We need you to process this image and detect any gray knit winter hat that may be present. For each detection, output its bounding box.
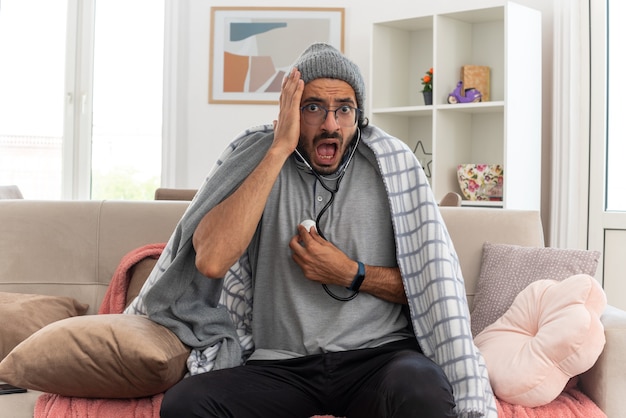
[292,43,365,112]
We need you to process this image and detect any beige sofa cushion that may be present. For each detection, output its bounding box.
[0,292,88,360]
[0,201,189,314]
[126,257,159,308]
[0,314,190,398]
[438,207,545,309]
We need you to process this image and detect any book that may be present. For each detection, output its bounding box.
[461,65,490,102]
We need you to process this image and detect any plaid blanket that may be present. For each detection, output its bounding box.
[126,123,497,417]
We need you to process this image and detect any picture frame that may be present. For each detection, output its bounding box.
[209,7,345,104]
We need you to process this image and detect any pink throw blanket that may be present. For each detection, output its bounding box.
[97,243,165,315]
[496,378,606,418]
[35,244,606,418]
[35,394,163,418]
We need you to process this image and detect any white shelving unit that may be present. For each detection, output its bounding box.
[370,2,541,210]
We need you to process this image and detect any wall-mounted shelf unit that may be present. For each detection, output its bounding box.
[370,2,541,210]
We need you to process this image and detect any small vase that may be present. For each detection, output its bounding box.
[422,91,433,106]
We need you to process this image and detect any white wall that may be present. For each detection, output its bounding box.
[167,0,554,210]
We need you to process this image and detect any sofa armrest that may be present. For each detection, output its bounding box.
[579,304,626,417]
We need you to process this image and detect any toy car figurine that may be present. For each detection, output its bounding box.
[447,81,482,104]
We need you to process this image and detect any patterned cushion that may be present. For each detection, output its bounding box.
[471,243,600,336]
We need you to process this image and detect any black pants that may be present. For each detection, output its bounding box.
[160,339,455,418]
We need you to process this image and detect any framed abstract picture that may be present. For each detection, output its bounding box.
[209,7,345,104]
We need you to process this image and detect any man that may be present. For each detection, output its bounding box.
[129,43,496,417]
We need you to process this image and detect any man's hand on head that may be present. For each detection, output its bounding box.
[272,67,304,156]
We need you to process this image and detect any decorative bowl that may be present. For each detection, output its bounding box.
[457,164,503,201]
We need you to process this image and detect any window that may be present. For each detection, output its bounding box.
[91,0,164,199]
[0,0,67,199]
[606,0,626,210]
[0,0,164,200]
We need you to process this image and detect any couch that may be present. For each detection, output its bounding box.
[0,200,624,417]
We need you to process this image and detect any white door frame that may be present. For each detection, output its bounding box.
[588,0,626,310]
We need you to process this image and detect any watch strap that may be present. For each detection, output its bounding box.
[347,261,365,291]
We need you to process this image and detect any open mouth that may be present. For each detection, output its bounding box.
[315,141,338,164]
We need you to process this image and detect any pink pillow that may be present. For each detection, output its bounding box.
[474,274,606,407]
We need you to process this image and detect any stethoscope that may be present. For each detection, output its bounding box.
[292,128,362,301]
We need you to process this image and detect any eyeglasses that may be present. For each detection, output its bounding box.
[300,104,361,127]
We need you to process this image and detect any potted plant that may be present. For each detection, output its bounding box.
[421,68,433,105]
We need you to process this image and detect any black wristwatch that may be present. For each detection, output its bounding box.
[347,261,366,291]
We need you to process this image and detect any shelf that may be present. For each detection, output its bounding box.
[437,101,504,114]
[461,200,504,208]
[372,101,504,116]
[371,106,433,116]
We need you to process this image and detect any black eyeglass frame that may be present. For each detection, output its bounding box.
[300,104,362,127]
